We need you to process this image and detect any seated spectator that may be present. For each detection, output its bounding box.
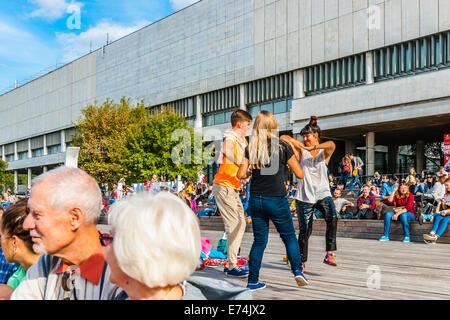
[104,191,200,300]
[379,182,416,243]
[405,168,418,194]
[380,175,399,201]
[0,204,19,286]
[370,184,381,197]
[0,199,41,299]
[10,166,121,300]
[329,173,337,193]
[105,191,251,300]
[418,175,446,206]
[372,172,381,188]
[355,185,377,219]
[423,179,450,244]
[436,166,449,180]
[332,188,355,219]
[339,155,352,190]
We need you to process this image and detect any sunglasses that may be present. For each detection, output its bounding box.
[61,265,79,300]
[99,233,113,247]
[0,235,12,241]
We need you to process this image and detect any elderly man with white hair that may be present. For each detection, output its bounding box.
[10,166,121,300]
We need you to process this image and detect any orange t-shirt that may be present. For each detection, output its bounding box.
[213,131,247,190]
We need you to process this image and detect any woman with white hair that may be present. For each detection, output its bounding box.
[103,191,202,300]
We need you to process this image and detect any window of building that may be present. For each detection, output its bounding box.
[273,101,287,114]
[374,31,450,81]
[5,154,14,162]
[18,151,28,160]
[32,148,44,157]
[47,145,61,155]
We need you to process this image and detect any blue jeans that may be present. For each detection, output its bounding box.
[247,195,303,284]
[349,173,363,192]
[340,171,350,189]
[431,214,450,237]
[383,211,416,238]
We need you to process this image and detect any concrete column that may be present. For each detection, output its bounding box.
[366,132,375,177]
[366,52,374,85]
[13,170,18,194]
[43,135,48,156]
[195,95,202,129]
[239,84,247,111]
[345,140,356,155]
[1,145,5,161]
[293,69,306,99]
[28,139,32,158]
[14,142,18,161]
[27,168,32,189]
[416,140,425,172]
[388,145,399,174]
[61,130,66,153]
[43,166,48,173]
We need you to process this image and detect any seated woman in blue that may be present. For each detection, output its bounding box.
[423,179,450,244]
[379,182,416,243]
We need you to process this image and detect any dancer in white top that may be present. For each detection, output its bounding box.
[281,116,337,271]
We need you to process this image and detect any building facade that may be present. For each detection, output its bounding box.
[1,0,449,192]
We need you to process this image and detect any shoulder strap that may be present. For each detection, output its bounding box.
[43,255,59,300]
[98,261,108,299]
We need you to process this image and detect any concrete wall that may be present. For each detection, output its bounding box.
[0,0,448,146]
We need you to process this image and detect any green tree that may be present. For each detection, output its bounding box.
[0,159,9,193]
[121,107,204,182]
[72,97,148,185]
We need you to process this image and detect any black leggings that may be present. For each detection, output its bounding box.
[296,197,337,263]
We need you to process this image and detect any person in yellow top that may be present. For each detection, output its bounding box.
[213,109,252,278]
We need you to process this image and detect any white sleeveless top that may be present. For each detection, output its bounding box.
[296,149,331,204]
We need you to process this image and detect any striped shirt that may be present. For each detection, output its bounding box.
[11,244,120,300]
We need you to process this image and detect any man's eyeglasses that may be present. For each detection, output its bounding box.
[99,233,113,247]
[61,265,79,300]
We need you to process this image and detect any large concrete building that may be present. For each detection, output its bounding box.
[1,0,449,192]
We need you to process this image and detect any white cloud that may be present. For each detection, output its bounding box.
[55,20,151,63]
[28,0,83,20]
[169,0,200,11]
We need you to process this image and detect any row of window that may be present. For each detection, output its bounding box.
[3,144,71,162]
[304,54,366,95]
[203,109,235,127]
[248,99,292,118]
[374,31,450,80]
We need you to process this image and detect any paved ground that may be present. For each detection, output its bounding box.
[97,225,450,300]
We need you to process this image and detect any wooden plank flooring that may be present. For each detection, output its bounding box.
[197,230,450,300]
[97,224,450,300]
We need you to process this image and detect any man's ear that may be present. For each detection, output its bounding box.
[69,208,83,231]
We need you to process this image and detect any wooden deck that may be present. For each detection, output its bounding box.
[97,220,450,300]
[197,229,450,300]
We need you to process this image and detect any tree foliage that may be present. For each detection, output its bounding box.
[73,99,206,184]
[121,107,204,182]
[72,97,147,185]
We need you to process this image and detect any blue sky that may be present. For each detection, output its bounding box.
[0,0,199,94]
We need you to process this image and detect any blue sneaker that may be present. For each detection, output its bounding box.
[379,236,389,241]
[226,266,249,278]
[247,282,266,291]
[223,267,229,274]
[402,236,411,243]
[294,270,309,287]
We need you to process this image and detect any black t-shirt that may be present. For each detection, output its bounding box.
[244,139,295,197]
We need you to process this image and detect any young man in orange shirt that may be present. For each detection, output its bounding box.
[213,110,252,277]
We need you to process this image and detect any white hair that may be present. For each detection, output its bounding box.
[31,166,102,225]
[108,191,201,288]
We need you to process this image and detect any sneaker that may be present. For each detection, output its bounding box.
[424,238,437,244]
[402,236,411,243]
[379,236,390,241]
[294,270,309,287]
[423,233,438,241]
[223,267,229,274]
[247,282,266,291]
[323,252,337,267]
[226,266,249,278]
[418,213,424,225]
